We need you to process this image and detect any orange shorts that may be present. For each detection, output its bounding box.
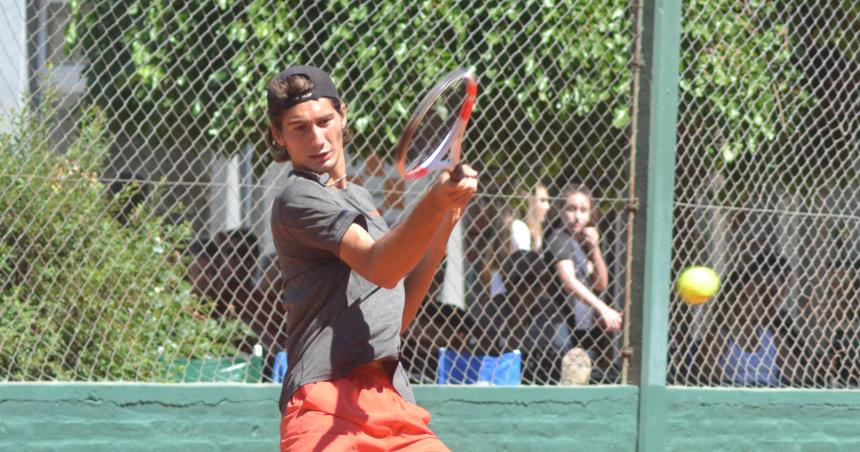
[280,363,450,452]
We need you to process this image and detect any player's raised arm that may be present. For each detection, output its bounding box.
[339,166,477,289]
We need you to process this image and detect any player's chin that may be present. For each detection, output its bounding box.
[307,160,335,174]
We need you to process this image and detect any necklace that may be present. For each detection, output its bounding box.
[325,174,347,187]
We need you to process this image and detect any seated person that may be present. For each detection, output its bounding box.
[253,251,289,348]
[215,229,294,356]
[486,249,568,385]
[829,327,860,388]
[401,301,478,384]
[213,227,260,316]
[401,272,479,384]
[253,251,290,382]
[186,234,220,300]
[694,253,799,386]
[826,272,860,388]
[186,229,288,381]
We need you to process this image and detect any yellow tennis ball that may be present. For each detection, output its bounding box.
[676,266,720,304]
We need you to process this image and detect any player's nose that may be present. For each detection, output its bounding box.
[309,126,328,150]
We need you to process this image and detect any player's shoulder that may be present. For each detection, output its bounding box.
[546,227,571,243]
[346,181,374,200]
[544,228,575,255]
[277,173,334,206]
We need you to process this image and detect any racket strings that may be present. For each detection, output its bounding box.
[404,79,470,174]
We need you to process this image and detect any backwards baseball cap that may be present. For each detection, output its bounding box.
[268,65,340,112]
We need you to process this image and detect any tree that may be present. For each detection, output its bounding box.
[67,1,810,186]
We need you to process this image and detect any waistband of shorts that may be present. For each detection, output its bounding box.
[349,359,395,378]
[352,359,386,372]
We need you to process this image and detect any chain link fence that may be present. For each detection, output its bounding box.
[669,1,860,389]
[0,0,634,385]
[1,1,857,389]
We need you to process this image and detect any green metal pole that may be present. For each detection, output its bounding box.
[628,0,681,451]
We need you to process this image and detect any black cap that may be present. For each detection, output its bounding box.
[268,65,340,111]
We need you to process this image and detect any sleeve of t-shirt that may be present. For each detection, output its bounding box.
[510,219,531,251]
[544,231,571,266]
[273,181,366,256]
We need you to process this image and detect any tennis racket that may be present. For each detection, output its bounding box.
[394,67,478,181]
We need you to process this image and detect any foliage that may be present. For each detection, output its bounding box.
[0,102,248,381]
[65,0,819,172]
[680,0,809,163]
[66,0,631,166]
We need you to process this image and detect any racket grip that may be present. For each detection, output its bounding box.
[449,163,465,183]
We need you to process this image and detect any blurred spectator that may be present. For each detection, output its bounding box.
[250,251,289,382]
[498,182,551,254]
[544,184,621,383]
[253,251,289,352]
[694,253,799,386]
[825,265,860,388]
[186,228,288,355]
[402,298,479,384]
[184,228,288,381]
[489,204,521,298]
[488,250,569,384]
[463,195,502,306]
[186,234,220,300]
[490,182,552,297]
[514,182,551,252]
[216,228,290,353]
[106,170,152,226]
[213,227,259,317]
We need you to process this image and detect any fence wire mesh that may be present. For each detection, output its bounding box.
[3,1,856,390]
[1,1,634,385]
[669,1,860,389]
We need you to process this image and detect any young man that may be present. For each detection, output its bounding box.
[266,65,477,451]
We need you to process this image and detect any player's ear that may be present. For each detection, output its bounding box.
[339,101,348,121]
[270,123,286,147]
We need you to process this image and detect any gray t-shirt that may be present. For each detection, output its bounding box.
[544,228,592,330]
[271,170,413,412]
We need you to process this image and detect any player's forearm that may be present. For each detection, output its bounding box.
[365,193,448,288]
[401,212,456,333]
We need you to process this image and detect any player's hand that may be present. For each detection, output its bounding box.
[582,226,600,250]
[431,163,478,211]
[597,305,623,332]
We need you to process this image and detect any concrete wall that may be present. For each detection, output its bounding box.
[665,388,860,451]
[2,384,859,451]
[0,384,636,452]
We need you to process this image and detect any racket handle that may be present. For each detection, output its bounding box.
[449,163,465,183]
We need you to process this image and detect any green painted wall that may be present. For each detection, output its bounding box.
[3,384,859,451]
[417,386,638,451]
[0,384,636,451]
[665,388,860,452]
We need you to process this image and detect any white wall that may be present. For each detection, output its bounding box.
[0,0,26,130]
[207,155,242,235]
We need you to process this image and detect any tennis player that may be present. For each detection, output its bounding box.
[267,65,477,451]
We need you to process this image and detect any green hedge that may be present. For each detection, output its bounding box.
[0,105,247,381]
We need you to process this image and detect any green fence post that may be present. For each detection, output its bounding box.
[628,0,681,451]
